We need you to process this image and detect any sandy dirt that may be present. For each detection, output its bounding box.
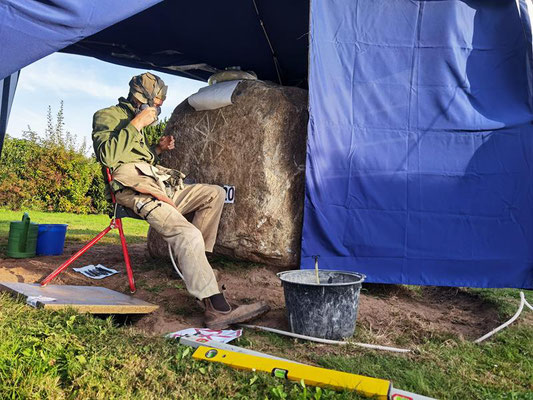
[0,242,508,344]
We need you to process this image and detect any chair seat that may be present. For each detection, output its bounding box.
[112,205,143,220]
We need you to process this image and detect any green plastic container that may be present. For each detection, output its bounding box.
[6,213,39,258]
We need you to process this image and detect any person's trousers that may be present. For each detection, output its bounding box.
[115,184,225,299]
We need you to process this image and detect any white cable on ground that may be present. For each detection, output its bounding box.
[168,243,184,280]
[475,291,533,343]
[525,293,533,311]
[239,323,411,353]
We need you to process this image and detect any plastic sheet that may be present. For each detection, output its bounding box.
[302,0,533,289]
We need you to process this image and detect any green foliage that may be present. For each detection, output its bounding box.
[0,102,107,214]
[143,117,168,146]
[86,167,110,214]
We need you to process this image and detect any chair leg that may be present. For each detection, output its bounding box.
[40,225,113,287]
[115,218,136,293]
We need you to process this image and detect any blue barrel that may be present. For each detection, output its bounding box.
[36,224,68,256]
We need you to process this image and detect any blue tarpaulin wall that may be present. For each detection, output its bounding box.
[302,0,533,289]
[0,71,19,154]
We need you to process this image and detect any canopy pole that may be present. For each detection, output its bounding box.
[251,0,283,85]
[0,71,20,157]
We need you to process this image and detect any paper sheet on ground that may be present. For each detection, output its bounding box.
[166,328,242,343]
[73,264,118,279]
[26,296,56,308]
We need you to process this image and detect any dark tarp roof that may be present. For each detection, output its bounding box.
[61,1,310,86]
[0,0,310,86]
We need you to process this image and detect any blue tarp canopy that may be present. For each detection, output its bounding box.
[302,0,533,289]
[0,0,309,153]
[1,0,533,289]
[0,0,309,85]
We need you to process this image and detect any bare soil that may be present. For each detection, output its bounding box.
[0,243,509,345]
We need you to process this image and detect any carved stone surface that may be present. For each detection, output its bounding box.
[147,80,308,267]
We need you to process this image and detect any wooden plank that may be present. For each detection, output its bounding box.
[0,282,159,314]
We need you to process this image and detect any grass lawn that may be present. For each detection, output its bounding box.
[0,293,326,400]
[0,291,531,400]
[0,210,532,399]
[0,209,149,253]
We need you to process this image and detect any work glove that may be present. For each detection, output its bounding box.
[168,169,186,190]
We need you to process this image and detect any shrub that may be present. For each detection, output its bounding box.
[0,135,107,213]
[144,117,168,146]
[0,101,108,214]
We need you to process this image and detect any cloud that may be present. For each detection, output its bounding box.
[20,58,125,100]
[7,107,44,134]
[18,53,206,103]
[9,52,206,145]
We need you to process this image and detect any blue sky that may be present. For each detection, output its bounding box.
[7,52,206,151]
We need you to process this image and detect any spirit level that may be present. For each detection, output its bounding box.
[193,345,391,399]
[179,336,299,363]
[190,345,437,399]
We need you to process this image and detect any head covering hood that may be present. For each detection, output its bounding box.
[128,72,167,105]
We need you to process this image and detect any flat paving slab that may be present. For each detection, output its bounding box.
[0,282,159,314]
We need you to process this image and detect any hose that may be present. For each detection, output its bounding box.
[168,242,184,280]
[239,323,411,353]
[168,243,531,347]
[474,291,533,343]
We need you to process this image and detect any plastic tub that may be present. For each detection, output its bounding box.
[277,270,365,340]
[36,224,68,256]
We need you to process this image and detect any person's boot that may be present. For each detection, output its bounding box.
[203,293,270,330]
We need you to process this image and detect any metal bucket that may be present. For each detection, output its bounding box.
[278,270,365,340]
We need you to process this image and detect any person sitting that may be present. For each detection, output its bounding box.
[92,72,269,329]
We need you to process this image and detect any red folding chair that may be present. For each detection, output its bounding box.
[40,168,139,293]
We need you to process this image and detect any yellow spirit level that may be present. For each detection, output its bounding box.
[193,345,391,399]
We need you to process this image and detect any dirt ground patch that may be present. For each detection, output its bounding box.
[0,243,512,345]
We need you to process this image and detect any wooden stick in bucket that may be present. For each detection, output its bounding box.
[313,255,320,284]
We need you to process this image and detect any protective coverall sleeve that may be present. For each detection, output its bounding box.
[92,109,143,168]
[149,144,161,164]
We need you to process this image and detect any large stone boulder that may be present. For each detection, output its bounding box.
[147,80,308,267]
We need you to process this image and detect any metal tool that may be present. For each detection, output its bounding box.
[190,344,437,399]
